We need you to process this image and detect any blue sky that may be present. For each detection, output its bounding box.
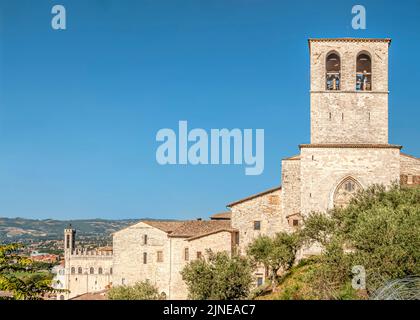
[0,0,419,220]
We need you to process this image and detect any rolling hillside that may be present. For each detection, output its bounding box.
[0,217,140,242]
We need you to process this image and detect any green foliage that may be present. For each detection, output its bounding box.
[107,281,163,300]
[247,232,300,288]
[301,185,420,298]
[181,250,253,300]
[0,243,61,300]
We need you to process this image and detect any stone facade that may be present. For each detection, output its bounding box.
[299,145,401,215]
[309,39,390,144]
[63,228,113,300]
[400,153,420,187]
[228,187,283,254]
[63,220,236,300]
[62,38,420,300]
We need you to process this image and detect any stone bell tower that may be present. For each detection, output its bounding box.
[297,38,401,217]
[309,38,391,144]
[64,226,76,255]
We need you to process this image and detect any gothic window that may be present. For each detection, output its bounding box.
[333,177,362,208]
[71,267,75,274]
[356,53,372,91]
[89,267,94,274]
[77,267,82,274]
[326,52,341,90]
[98,267,103,274]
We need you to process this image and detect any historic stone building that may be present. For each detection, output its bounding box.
[62,38,420,300]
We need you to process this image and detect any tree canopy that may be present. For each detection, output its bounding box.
[0,243,60,300]
[181,250,253,300]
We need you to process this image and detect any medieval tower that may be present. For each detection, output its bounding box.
[292,39,401,219]
[61,38,420,299]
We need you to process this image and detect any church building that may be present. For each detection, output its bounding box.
[60,38,420,300]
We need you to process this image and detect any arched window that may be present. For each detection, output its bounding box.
[71,267,75,274]
[326,52,341,90]
[77,267,83,274]
[89,267,94,274]
[333,177,362,208]
[98,267,103,275]
[356,53,372,91]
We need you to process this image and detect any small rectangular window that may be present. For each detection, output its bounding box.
[143,234,148,245]
[196,251,202,259]
[257,277,264,287]
[293,219,299,226]
[254,221,261,230]
[184,248,189,261]
[235,232,240,245]
[407,175,414,185]
[157,251,163,263]
[143,252,147,264]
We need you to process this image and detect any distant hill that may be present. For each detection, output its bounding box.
[0,217,141,242]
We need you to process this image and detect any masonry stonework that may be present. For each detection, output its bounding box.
[62,38,420,300]
[310,39,390,144]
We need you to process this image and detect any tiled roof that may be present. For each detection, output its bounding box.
[140,220,185,233]
[169,220,233,238]
[282,154,301,161]
[400,152,420,161]
[227,186,281,207]
[140,219,234,240]
[70,290,108,300]
[210,211,231,220]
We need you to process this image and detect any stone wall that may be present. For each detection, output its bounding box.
[400,153,420,187]
[299,146,400,216]
[65,254,113,299]
[230,188,283,254]
[309,39,389,144]
[281,157,301,231]
[168,231,233,300]
[310,92,388,143]
[112,222,171,296]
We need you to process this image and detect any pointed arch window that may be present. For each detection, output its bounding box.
[326,52,341,90]
[89,267,94,274]
[333,177,362,208]
[356,53,372,91]
[77,267,83,274]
